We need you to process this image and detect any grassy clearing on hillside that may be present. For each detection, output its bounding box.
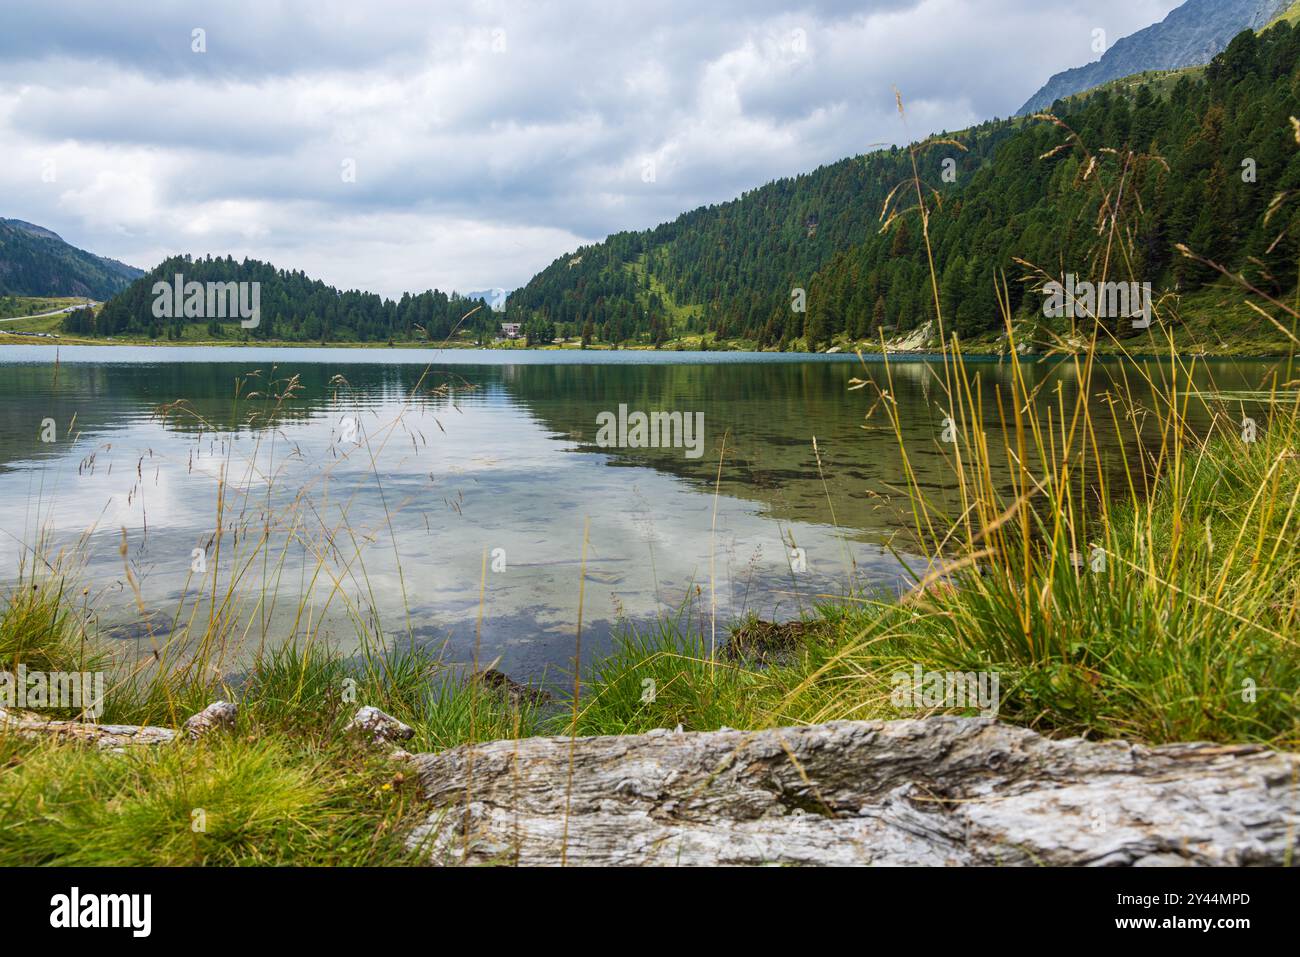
[0,296,87,320]
[1269,0,1300,28]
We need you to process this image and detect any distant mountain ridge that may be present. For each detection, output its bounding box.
[3,219,62,242]
[1016,0,1291,116]
[0,218,143,299]
[460,288,510,311]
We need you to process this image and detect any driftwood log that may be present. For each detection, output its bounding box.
[0,706,176,749]
[407,716,1300,866]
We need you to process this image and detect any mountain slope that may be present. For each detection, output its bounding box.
[1016,0,1290,116]
[0,219,143,299]
[506,122,1017,344]
[506,21,1300,351]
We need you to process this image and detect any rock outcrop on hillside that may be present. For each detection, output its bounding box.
[1017,0,1291,116]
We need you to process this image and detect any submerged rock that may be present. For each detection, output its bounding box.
[473,669,554,707]
[721,618,816,665]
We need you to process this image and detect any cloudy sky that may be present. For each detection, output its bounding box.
[0,0,1181,298]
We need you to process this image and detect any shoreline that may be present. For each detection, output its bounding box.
[0,369,1295,864]
[1,333,1291,362]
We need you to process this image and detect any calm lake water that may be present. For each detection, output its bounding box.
[0,344,1283,684]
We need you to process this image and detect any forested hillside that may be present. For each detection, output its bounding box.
[506,22,1300,351]
[0,219,142,299]
[92,255,493,342]
[504,123,1012,347]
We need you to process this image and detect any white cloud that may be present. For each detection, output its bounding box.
[0,0,1181,296]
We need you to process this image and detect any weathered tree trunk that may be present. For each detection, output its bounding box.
[407,716,1300,866]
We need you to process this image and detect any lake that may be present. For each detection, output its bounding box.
[0,344,1282,685]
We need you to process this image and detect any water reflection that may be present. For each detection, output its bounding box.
[0,346,1284,684]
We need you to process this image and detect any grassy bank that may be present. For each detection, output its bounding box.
[2,377,1296,863]
[0,588,540,865]
[568,424,1300,749]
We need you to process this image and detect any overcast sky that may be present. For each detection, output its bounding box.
[0,0,1181,298]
